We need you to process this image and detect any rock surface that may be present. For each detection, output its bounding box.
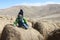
[33,20,60,38]
[46,29,60,40]
[0,24,44,40]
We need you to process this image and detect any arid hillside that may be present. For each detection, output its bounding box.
[0,4,60,40]
[0,4,60,21]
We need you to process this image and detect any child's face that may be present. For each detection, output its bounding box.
[19,14,23,19]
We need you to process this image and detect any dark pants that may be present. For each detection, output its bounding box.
[18,21,28,29]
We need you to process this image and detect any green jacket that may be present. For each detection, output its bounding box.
[14,17,28,26]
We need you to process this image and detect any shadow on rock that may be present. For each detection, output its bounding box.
[46,29,60,40]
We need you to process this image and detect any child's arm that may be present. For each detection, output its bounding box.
[23,18,28,26]
[22,18,28,29]
[14,18,18,26]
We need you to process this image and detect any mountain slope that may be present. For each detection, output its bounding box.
[0,4,60,20]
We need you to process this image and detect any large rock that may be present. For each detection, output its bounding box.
[0,15,15,39]
[33,20,60,38]
[46,29,60,40]
[0,24,44,40]
[0,16,32,40]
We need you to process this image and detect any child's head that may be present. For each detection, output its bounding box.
[18,9,23,19]
[19,9,23,16]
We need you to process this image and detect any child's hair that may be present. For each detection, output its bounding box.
[18,9,23,16]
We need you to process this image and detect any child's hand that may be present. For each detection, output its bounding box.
[13,24,16,27]
[22,19,24,23]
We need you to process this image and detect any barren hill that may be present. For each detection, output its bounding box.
[0,4,60,21]
[0,4,60,40]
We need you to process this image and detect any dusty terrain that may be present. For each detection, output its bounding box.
[0,4,60,40]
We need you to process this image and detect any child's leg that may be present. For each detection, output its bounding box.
[23,24,28,29]
[18,21,23,27]
[22,22,28,29]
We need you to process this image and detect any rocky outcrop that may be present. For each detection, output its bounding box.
[0,16,32,40]
[0,24,44,40]
[33,20,60,38]
[46,29,60,40]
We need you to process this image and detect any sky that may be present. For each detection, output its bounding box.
[0,0,60,9]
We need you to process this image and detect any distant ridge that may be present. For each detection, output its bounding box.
[0,4,60,20]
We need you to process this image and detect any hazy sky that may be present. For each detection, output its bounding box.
[0,0,60,9]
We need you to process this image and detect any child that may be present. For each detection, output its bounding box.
[14,9,28,29]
